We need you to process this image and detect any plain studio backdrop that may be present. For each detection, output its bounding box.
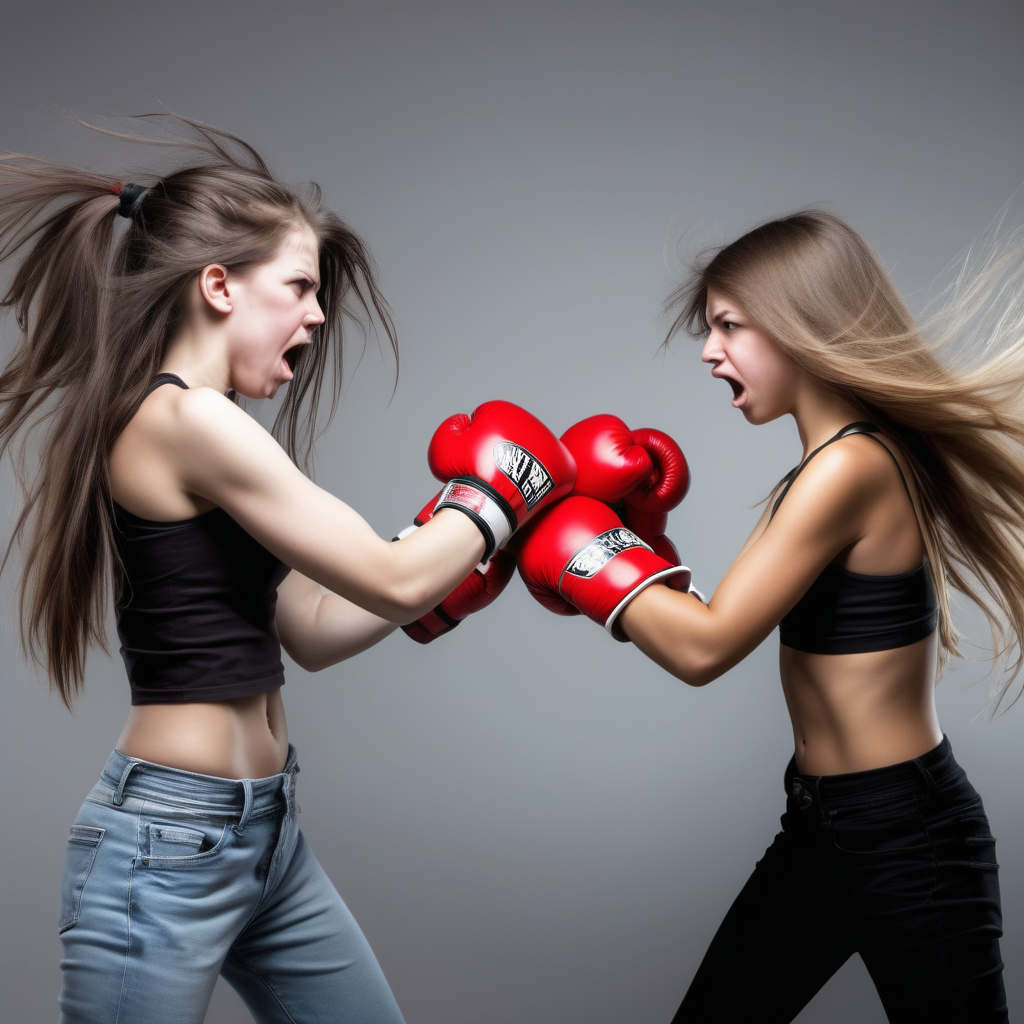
[2,2,1022,1021]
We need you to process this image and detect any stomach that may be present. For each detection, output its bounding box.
[779,633,942,776]
[115,689,289,779]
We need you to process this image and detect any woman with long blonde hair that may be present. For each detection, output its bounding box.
[515,210,1016,1020]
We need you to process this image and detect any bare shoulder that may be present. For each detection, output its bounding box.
[126,384,298,502]
[768,433,897,538]
[148,384,248,435]
[136,385,274,458]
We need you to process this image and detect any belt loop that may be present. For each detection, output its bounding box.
[234,779,254,836]
[912,757,933,807]
[813,776,830,825]
[112,759,141,806]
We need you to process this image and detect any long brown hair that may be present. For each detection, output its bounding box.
[667,210,1024,710]
[0,115,397,708]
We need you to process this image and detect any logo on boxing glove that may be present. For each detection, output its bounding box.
[492,442,554,509]
[563,528,651,579]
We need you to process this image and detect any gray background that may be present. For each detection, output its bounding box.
[2,1,1023,1021]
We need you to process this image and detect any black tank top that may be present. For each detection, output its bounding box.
[114,375,290,704]
[773,423,937,655]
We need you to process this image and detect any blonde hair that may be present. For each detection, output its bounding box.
[667,210,1024,711]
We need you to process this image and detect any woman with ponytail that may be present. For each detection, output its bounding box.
[515,210,1019,1020]
[0,117,566,1023]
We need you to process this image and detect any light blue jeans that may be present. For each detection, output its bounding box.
[58,747,406,1024]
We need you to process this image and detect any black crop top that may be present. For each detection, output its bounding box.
[773,423,937,655]
[114,374,290,705]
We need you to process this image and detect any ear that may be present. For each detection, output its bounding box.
[197,264,232,314]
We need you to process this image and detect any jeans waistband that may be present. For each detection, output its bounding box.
[100,745,299,827]
[784,735,965,810]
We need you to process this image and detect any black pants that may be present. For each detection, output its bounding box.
[673,737,1007,1023]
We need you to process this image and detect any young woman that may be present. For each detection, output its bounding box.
[516,211,1020,1021]
[0,118,572,1023]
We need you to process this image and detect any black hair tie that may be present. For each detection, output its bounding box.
[117,183,151,220]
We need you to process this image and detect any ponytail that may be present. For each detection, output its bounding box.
[0,116,396,707]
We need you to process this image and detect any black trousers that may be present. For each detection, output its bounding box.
[673,737,1007,1023]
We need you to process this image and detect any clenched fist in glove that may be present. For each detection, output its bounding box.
[396,494,516,643]
[560,415,690,586]
[428,400,576,560]
[515,496,690,638]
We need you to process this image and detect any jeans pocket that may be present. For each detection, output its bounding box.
[925,802,999,869]
[141,819,227,868]
[59,825,105,934]
[829,797,931,855]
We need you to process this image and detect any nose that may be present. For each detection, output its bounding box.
[701,328,722,364]
[307,296,326,326]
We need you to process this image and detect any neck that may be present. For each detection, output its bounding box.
[160,323,231,394]
[791,379,865,457]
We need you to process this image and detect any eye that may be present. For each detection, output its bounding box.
[722,320,740,331]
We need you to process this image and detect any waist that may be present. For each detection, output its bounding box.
[117,690,289,778]
[98,744,299,817]
[784,734,968,811]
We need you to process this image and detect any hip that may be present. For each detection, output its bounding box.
[779,736,996,866]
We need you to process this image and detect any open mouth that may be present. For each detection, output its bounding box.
[283,344,304,372]
[722,375,745,404]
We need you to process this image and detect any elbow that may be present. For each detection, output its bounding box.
[681,664,721,688]
[292,652,332,673]
[280,638,331,674]
[377,580,436,624]
[672,648,731,688]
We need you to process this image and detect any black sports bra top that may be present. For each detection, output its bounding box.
[113,374,290,705]
[773,422,937,655]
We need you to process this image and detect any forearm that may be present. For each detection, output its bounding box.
[277,571,400,671]
[619,584,762,686]
[363,508,487,620]
[274,506,487,623]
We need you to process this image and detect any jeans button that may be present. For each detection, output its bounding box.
[791,779,813,811]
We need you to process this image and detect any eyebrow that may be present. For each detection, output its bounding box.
[708,309,736,325]
[293,269,321,288]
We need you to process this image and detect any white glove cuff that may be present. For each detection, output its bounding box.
[604,564,692,638]
[435,479,514,561]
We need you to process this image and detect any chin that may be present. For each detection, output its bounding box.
[739,401,781,426]
[233,378,280,401]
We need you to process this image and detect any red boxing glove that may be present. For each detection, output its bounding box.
[516,496,690,638]
[561,416,690,588]
[560,415,690,506]
[396,494,517,643]
[428,401,576,560]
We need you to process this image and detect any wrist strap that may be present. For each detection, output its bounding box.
[434,478,515,561]
[402,606,461,644]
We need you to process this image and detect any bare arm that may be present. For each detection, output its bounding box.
[161,387,485,621]
[276,570,401,671]
[620,443,883,685]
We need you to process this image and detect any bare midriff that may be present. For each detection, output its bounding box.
[779,633,943,777]
[116,689,290,780]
